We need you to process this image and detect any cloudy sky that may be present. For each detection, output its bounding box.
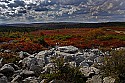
[0,0,125,23]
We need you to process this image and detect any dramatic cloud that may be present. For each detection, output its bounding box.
[0,0,125,23]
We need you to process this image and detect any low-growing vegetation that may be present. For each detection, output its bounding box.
[40,57,86,83]
[100,50,125,83]
[0,25,125,53]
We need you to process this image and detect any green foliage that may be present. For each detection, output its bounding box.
[100,50,125,83]
[40,57,86,83]
[38,36,45,44]
[97,35,113,41]
[50,35,72,40]
[114,35,125,41]
[37,36,48,47]
[97,35,125,41]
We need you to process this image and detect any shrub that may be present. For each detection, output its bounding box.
[50,35,72,41]
[40,58,86,83]
[97,35,113,41]
[38,36,48,47]
[100,50,125,83]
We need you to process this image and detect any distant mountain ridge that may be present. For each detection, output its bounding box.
[0,22,125,29]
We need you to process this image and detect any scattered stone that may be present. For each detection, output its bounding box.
[79,67,95,77]
[86,75,102,83]
[103,76,115,83]
[49,79,66,83]
[0,45,112,82]
[22,77,39,83]
[4,50,11,53]
[40,79,47,83]
[11,75,21,83]
[69,61,77,68]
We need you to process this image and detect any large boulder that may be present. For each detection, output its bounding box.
[21,57,39,69]
[55,51,74,57]
[0,64,15,77]
[58,46,78,53]
[35,50,51,67]
[37,50,53,57]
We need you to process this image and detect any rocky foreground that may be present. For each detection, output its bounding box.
[0,45,117,83]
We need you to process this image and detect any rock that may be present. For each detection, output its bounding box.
[79,61,89,67]
[79,67,95,77]
[49,79,66,83]
[29,64,42,76]
[64,55,75,62]
[21,57,32,68]
[19,51,24,59]
[83,59,94,66]
[8,63,19,71]
[55,51,74,57]
[75,55,85,65]
[69,61,76,68]
[42,63,56,74]
[22,77,39,83]
[20,70,35,78]
[40,79,47,83]
[94,56,103,63]
[86,75,102,83]
[4,49,11,53]
[0,64,15,77]
[11,75,21,83]
[19,51,31,59]
[58,46,78,53]
[0,49,4,52]
[90,67,100,75]
[0,58,3,68]
[35,51,47,67]
[37,50,53,57]
[0,73,8,83]
[22,57,38,69]
[103,76,115,83]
